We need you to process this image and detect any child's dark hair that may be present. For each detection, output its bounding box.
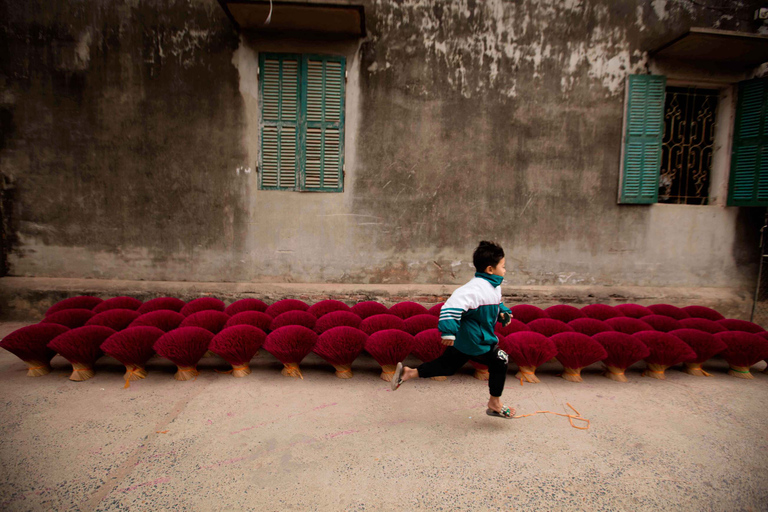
[473,241,505,272]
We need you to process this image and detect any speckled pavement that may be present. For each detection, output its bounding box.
[1,321,767,511]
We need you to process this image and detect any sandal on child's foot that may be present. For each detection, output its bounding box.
[391,362,405,391]
[486,406,515,419]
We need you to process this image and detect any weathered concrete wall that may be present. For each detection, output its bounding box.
[0,0,765,292]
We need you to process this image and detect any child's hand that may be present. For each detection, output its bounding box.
[441,338,454,346]
[500,312,512,327]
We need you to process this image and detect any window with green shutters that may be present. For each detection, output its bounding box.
[618,74,666,204]
[258,53,346,192]
[728,78,768,207]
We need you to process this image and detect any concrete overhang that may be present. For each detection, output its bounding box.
[217,0,366,37]
[649,27,768,70]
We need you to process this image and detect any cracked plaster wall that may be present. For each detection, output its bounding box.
[0,0,765,290]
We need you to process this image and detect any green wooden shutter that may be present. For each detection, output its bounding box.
[259,54,300,190]
[728,78,768,206]
[619,75,666,204]
[301,55,345,192]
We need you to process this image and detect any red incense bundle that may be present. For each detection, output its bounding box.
[47,296,102,315]
[544,305,585,323]
[314,311,363,334]
[403,314,439,336]
[580,304,620,321]
[224,311,272,332]
[350,301,389,319]
[0,323,69,376]
[717,319,765,334]
[551,332,607,383]
[604,317,654,335]
[270,310,317,331]
[427,303,444,317]
[180,310,230,334]
[364,329,414,381]
[678,318,726,334]
[568,318,614,336]
[101,327,165,384]
[263,325,318,378]
[48,326,116,381]
[43,309,96,329]
[647,304,690,320]
[592,331,650,382]
[224,298,268,316]
[265,299,310,318]
[129,310,184,332]
[307,300,351,318]
[614,303,653,319]
[669,328,727,376]
[153,327,214,381]
[714,331,768,379]
[633,331,696,379]
[494,319,529,337]
[93,296,142,314]
[180,297,226,317]
[640,315,683,333]
[527,318,575,337]
[360,314,407,335]
[412,329,448,380]
[85,309,141,331]
[209,325,266,377]
[137,297,185,314]
[509,305,548,323]
[313,326,367,378]
[500,332,557,383]
[681,305,725,321]
[388,301,428,319]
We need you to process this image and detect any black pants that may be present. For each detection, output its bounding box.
[417,344,509,397]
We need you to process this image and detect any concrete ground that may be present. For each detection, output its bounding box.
[1,321,767,512]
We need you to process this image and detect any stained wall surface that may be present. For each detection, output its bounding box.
[1,0,765,290]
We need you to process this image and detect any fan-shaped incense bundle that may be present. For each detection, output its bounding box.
[209,326,266,377]
[592,331,650,382]
[509,305,548,323]
[46,296,103,315]
[265,299,310,318]
[129,310,184,332]
[527,318,574,337]
[153,327,214,381]
[224,298,268,316]
[43,309,95,329]
[136,297,185,314]
[360,314,407,335]
[225,311,272,332]
[93,296,142,314]
[180,310,230,334]
[364,329,414,381]
[714,331,768,379]
[604,317,654,335]
[551,332,608,383]
[640,315,683,333]
[307,300,351,318]
[647,304,690,320]
[262,325,318,378]
[0,323,69,376]
[350,301,389,319]
[270,311,317,331]
[614,303,653,319]
[180,297,226,317]
[313,326,367,378]
[681,305,724,321]
[669,329,726,376]
[500,332,557,383]
[412,329,448,381]
[403,314,439,335]
[633,331,696,380]
[314,311,363,334]
[568,318,614,336]
[544,305,585,323]
[48,326,116,381]
[580,304,620,321]
[388,301,428,319]
[85,309,141,331]
[101,327,165,384]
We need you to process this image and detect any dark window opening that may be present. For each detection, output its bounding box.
[660,86,718,205]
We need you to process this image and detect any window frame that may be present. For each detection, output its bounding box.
[257,52,346,193]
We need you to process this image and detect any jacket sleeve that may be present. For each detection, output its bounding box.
[438,287,476,340]
[498,302,512,322]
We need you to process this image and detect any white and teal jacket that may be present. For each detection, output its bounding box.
[438,272,512,356]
